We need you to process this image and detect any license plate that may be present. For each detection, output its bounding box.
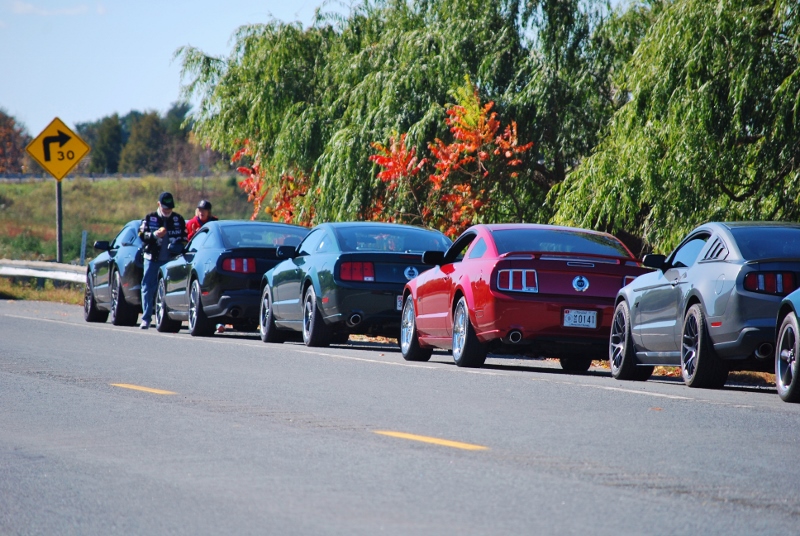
[563,309,597,328]
[397,295,403,311]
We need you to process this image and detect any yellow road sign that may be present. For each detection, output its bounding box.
[26,117,90,181]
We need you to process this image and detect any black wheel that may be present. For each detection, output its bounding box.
[681,304,728,388]
[302,285,331,347]
[110,270,137,326]
[259,285,285,343]
[776,312,800,403]
[452,297,486,368]
[609,301,653,381]
[400,295,433,362]
[83,273,108,323]
[188,279,213,337]
[559,357,593,372]
[155,278,182,333]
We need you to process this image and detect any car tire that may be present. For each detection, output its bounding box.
[188,279,213,337]
[302,285,331,347]
[559,357,593,372]
[452,297,486,368]
[776,312,800,403]
[83,273,108,323]
[400,295,433,362]
[609,301,653,381]
[155,278,182,333]
[681,304,728,388]
[259,285,286,343]
[110,270,138,326]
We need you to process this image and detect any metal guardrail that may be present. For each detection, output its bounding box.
[0,259,85,283]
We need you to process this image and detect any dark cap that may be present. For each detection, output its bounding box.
[197,199,212,211]
[158,192,175,208]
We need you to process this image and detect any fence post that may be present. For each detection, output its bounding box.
[80,230,88,266]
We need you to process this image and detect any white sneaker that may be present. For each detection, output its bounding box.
[140,321,150,330]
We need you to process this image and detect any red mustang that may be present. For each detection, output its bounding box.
[400,224,649,369]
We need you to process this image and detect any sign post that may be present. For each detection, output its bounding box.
[25,118,90,263]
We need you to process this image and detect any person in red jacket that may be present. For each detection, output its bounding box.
[186,199,218,240]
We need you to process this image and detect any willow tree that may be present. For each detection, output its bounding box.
[178,0,631,227]
[552,0,800,253]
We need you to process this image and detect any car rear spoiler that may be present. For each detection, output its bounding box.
[745,258,800,265]
[499,251,642,266]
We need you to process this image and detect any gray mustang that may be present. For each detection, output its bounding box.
[610,222,800,388]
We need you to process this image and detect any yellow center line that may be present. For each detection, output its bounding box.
[110,383,177,395]
[374,430,489,451]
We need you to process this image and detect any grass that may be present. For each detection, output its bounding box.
[0,174,261,263]
[0,277,84,305]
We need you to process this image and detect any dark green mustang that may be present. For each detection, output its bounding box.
[259,222,451,346]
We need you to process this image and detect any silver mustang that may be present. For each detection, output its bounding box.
[610,222,800,388]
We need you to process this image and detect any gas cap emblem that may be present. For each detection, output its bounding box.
[404,266,419,280]
[572,275,589,292]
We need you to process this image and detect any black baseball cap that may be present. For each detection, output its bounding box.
[158,192,175,208]
[197,199,212,210]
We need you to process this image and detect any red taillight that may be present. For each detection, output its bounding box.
[222,257,256,274]
[496,269,538,293]
[743,272,796,296]
[340,262,375,282]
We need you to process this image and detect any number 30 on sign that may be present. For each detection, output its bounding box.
[25,117,91,181]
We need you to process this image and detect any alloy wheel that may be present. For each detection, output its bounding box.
[452,301,467,362]
[400,299,415,355]
[609,308,627,373]
[682,314,699,379]
[778,322,797,395]
[189,282,199,331]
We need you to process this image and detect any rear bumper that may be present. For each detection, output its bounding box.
[476,292,614,345]
[203,288,261,322]
[322,285,405,335]
[713,322,775,360]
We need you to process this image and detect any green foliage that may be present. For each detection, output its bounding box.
[553,0,800,253]
[178,0,623,227]
[88,114,123,173]
[119,112,167,173]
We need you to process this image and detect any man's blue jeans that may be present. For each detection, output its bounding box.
[140,258,167,324]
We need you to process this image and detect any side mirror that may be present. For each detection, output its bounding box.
[643,254,667,270]
[167,241,186,256]
[422,250,445,266]
[276,245,298,259]
[93,240,111,251]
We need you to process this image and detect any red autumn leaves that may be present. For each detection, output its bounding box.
[370,86,533,236]
[232,82,533,236]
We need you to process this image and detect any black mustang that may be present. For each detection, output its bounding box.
[259,222,451,346]
[84,220,143,326]
[154,220,308,336]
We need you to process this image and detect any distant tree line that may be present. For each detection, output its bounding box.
[0,103,228,177]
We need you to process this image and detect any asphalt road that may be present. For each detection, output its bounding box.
[1,299,799,535]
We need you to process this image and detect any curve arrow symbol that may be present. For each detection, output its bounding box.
[42,130,72,161]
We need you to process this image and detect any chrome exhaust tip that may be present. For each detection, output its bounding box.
[755,343,773,359]
[347,313,362,327]
[508,330,523,344]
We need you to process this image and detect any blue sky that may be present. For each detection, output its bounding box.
[0,0,335,136]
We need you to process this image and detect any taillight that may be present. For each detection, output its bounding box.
[623,275,638,286]
[496,269,538,293]
[743,272,796,296]
[221,257,257,274]
[340,261,375,282]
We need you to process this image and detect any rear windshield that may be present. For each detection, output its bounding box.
[333,226,451,253]
[730,227,800,260]
[220,224,308,249]
[491,229,631,257]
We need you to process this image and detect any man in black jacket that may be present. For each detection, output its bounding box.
[137,191,187,329]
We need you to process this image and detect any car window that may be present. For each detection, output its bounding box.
[316,231,335,253]
[298,229,325,256]
[112,225,140,248]
[730,227,800,260]
[467,238,487,259]
[491,229,631,257]
[671,235,709,268]
[187,230,209,252]
[446,233,477,263]
[219,224,308,249]
[333,226,451,253]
